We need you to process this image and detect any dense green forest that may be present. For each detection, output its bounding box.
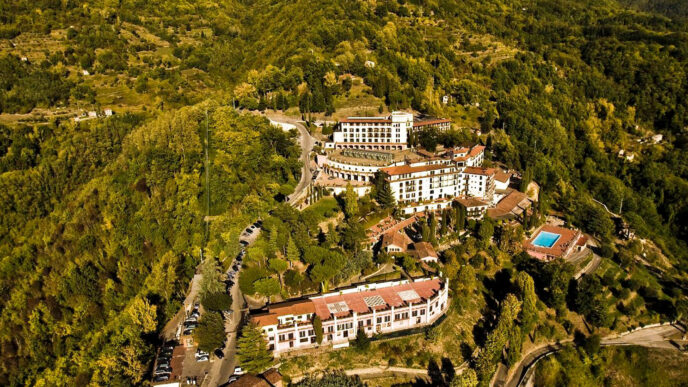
[0,102,300,385]
[2,0,688,385]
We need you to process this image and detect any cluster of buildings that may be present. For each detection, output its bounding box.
[317,111,532,217]
[251,277,449,356]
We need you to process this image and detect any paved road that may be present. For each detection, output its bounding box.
[574,253,602,280]
[500,324,685,387]
[204,229,261,386]
[265,113,315,205]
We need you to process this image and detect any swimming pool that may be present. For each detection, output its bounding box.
[532,231,561,248]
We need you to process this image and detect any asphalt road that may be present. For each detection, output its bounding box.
[499,324,685,387]
[204,228,260,386]
[265,113,315,205]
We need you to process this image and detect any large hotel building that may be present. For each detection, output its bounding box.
[321,112,495,213]
[251,277,449,356]
[332,111,451,150]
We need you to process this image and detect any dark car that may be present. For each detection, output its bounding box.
[214,348,224,359]
[154,374,170,382]
[239,240,249,247]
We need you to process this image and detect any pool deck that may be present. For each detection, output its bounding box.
[524,224,583,261]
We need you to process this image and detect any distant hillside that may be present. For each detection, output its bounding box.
[617,0,688,19]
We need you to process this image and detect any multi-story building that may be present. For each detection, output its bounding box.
[463,166,496,202]
[412,117,451,133]
[379,145,494,214]
[333,111,413,150]
[251,277,449,356]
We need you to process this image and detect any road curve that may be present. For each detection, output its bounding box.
[264,113,315,205]
[499,324,684,387]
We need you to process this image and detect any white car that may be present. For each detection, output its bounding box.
[196,355,209,362]
[233,366,244,375]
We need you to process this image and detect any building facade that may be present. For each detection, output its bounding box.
[333,111,413,150]
[251,278,449,356]
[378,145,495,214]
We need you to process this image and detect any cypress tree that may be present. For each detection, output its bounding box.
[237,323,273,374]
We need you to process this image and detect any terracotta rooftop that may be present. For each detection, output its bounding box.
[463,166,495,176]
[468,145,485,157]
[232,375,270,387]
[251,299,316,327]
[310,278,443,320]
[262,369,282,385]
[495,171,512,183]
[413,118,451,127]
[487,189,531,219]
[381,231,412,251]
[367,216,417,240]
[455,197,489,208]
[412,242,438,259]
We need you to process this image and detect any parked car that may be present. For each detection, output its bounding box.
[156,361,170,369]
[196,355,209,362]
[233,366,245,375]
[196,350,209,357]
[154,368,171,376]
[183,328,194,336]
[239,240,249,247]
[214,348,224,359]
[228,376,238,384]
[154,374,170,382]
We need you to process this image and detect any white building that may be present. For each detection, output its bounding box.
[379,145,494,214]
[333,111,413,150]
[251,278,449,356]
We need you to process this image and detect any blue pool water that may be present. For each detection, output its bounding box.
[532,231,561,248]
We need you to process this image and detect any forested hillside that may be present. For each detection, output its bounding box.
[0,102,300,385]
[1,0,688,385]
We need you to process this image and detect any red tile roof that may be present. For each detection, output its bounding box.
[495,171,512,183]
[468,145,485,157]
[311,278,442,320]
[463,166,495,176]
[487,189,531,219]
[455,197,489,208]
[251,299,316,327]
[381,231,412,251]
[413,118,451,127]
[412,242,438,259]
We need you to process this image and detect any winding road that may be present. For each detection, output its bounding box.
[497,323,685,387]
[265,113,315,206]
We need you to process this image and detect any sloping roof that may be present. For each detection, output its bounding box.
[487,189,531,219]
[310,278,442,320]
[251,299,316,327]
[262,369,282,385]
[412,242,438,259]
[413,118,451,127]
[455,197,489,208]
[381,231,412,250]
[494,171,512,183]
[468,145,485,157]
[463,166,495,176]
[232,375,270,387]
